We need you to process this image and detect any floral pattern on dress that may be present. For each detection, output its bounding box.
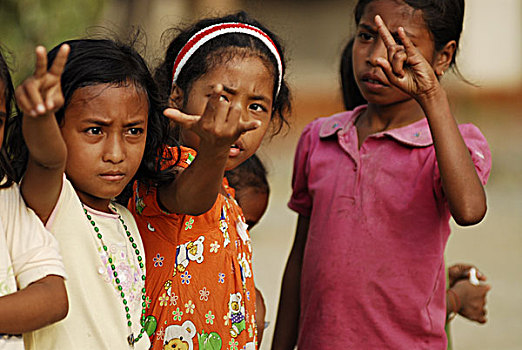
[129,147,257,350]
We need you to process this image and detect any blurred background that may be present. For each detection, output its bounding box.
[1,0,520,348]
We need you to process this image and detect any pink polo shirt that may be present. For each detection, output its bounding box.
[289,106,491,349]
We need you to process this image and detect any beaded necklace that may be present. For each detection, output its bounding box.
[83,205,147,347]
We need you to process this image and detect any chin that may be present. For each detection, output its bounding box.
[226,157,245,171]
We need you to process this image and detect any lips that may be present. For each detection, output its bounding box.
[229,141,244,158]
[99,171,125,181]
[361,72,388,87]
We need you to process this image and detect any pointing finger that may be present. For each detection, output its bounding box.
[163,108,201,128]
[239,119,261,134]
[375,15,397,49]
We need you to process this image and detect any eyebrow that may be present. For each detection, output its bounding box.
[222,84,271,104]
[358,23,377,33]
[82,118,145,127]
[124,118,146,126]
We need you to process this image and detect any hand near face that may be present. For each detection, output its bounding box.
[373,15,440,99]
[163,84,260,152]
[16,44,70,117]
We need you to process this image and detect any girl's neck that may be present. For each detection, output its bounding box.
[76,190,113,214]
[355,99,425,149]
[359,99,426,133]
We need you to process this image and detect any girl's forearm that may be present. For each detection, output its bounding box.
[0,275,68,333]
[21,113,66,222]
[418,88,486,225]
[159,145,229,215]
[22,113,67,170]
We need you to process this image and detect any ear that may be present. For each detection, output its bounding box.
[169,84,184,109]
[433,40,457,77]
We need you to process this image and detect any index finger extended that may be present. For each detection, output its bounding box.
[34,46,48,78]
[374,15,397,49]
[48,44,70,77]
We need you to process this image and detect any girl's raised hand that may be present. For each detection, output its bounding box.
[164,84,260,150]
[374,15,439,99]
[16,44,70,118]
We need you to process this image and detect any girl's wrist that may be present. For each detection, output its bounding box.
[416,84,447,107]
[197,143,230,162]
[447,288,461,316]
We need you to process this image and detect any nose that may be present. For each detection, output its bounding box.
[102,133,125,164]
[230,99,250,124]
[367,37,387,66]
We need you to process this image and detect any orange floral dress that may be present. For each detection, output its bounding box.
[129,146,257,350]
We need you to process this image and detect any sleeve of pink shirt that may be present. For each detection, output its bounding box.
[460,123,492,185]
[433,123,492,198]
[288,121,318,217]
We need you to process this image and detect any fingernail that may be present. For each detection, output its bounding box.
[46,101,54,110]
[37,104,45,113]
[30,110,37,117]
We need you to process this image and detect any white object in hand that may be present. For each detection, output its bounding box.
[469,267,480,285]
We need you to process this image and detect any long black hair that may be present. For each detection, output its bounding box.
[155,11,291,136]
[0,46,26,188]
[45,39,173,187]
[340,37,367,110]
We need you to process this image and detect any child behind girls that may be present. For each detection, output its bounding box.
[225,154,270,345]
[14,39,171,349]
[128,12,291,350]
[0,47,67,350]
[225,154,270,230]
[272,0,491,349]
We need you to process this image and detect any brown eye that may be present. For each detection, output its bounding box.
[86,127,102,135]
[128,128,144,135]
[358,32,374,42]
[249,103,267,113]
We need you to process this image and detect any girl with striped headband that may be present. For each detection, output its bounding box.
[128,11,291,350]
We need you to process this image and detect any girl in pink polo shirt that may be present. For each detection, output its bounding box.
[272,1,491,349]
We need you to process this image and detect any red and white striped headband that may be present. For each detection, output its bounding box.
[172,22,283,96]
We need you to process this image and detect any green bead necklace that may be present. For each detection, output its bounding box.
[83,205,147,347]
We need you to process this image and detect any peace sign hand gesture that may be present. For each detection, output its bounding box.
[16,44,70,118]
[374,15,440,100]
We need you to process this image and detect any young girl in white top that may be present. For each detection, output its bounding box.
[0,46,67,350]
[14,39,171,349]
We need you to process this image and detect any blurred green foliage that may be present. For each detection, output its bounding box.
[0,0,106,83]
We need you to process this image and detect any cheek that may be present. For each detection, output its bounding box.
[248,121,270,148]
[129,140,147,167]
